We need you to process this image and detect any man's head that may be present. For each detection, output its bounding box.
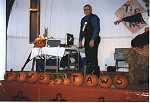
[83,4,92,16]
[131,31,149,56]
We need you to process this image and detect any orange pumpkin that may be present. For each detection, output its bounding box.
[63,78,71,86]
[49,79,55,85]
[39,72,49,84]
[99,75,112,88]
[71,73,84,86]
[113,74,128,89]
[27,71,39,83]
[54,79,63,85]
[85,74,98,87]
[17,72,27,82]
[34,35,45,48]
[4,70,17,81]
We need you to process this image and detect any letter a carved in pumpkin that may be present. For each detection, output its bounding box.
[85,74,98,87]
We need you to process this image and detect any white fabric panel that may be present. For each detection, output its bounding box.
[7,37,33,71]
[7,0,32,71]
[98,37,132,70]
[7,0,29,37]
[7,36,33,71]
[0,0,6,80]
[30,47,65,59]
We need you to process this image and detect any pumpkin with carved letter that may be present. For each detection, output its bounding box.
[49,79,55,85]
[63,78,71,86]
[54,78,63,85]
[113,74,128,89]
[27,71,39,83]
[39,72,49,84]
[85,74,98,87]
[4,69,17,81]
[17,72,27,82]
[99,75,112,88]
[71,73,84,86]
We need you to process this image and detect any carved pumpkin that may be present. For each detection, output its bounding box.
[27,71,39,83]
[34,35,45,48]
[99,75,112,88]
[71,73,84,86]
[54,79,63,85]
[85,74,98,87]
[113,74,128,89]
[63,78,71,86]
[17,72,27,82]
[39,72,49,84]
[4,69,17,81]
[49,79,55,85]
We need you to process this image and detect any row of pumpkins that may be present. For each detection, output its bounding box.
[5,71,128,89]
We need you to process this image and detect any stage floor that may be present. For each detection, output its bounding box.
[0,81,148,102]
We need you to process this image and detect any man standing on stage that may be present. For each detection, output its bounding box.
[79,4,100,77]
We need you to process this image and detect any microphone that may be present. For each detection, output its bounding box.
[82,21,87,32]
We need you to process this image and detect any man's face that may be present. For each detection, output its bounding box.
[83,6,92,16]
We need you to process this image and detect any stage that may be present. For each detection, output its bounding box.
[0,81,148,102]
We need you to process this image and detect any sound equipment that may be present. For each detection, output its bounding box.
[60,48,79,70]
[114,48,130,71]
[36,47,83,72]
[66,33,74,46]
[47,39,61,47]
[107,66,116,72]
[36,58,58,72]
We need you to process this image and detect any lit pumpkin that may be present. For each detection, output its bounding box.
[63,78,71,86]
[113,74,128,89]
[34,35,45,48]
[39,72,49,84]
[85,74,98,87]
[54,79,63,85]
[71,73,84,86]
[49,79,55,85]
[99,75,112,88]
[4,70,17,81]
[27,71,39,83]
[17,72,27,82]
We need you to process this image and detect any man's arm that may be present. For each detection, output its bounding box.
[79,20,84,47]
[91,15,100,40]
[114,13,144,25]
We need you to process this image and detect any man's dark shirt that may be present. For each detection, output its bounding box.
[79,14,100,43]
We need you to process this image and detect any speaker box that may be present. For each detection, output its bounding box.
[36,58,58,72]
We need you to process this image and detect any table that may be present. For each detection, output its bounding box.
[30,47,65,60]
[21,47,65,71]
